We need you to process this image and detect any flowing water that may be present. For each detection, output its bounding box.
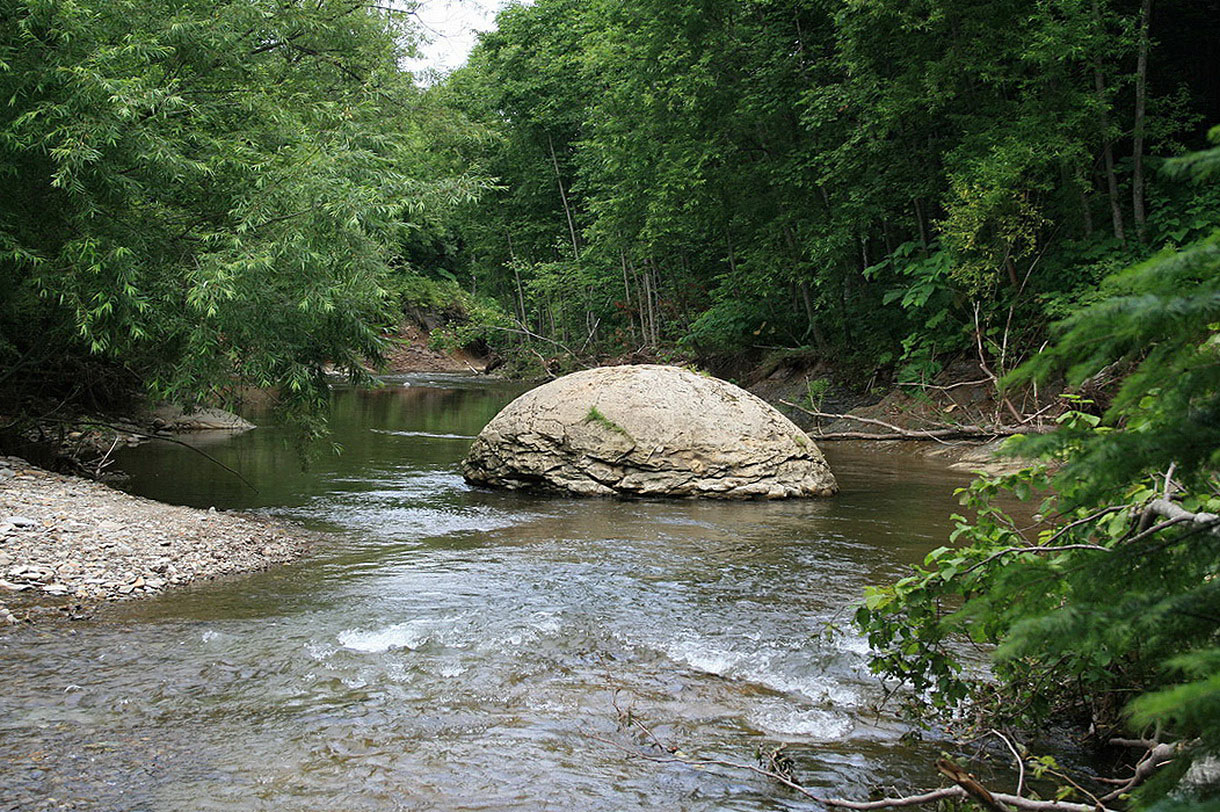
[0,374,980,811]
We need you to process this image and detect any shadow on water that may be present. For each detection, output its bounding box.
[0,373,985,811]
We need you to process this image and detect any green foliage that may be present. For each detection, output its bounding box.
[437,0,1218,374]
[0,0,487,435]
[857,138,1220,808]
[684,298,773,353]
[863,242,967,381]
[802,377,831,412]
[584,405,631,438]
[1009,132,1220,504]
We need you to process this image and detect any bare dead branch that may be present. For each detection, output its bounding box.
[991,730,1026,797]
[1099,742,1177,802]
[937,758,1011,812]
[1109,737,1159,748]
[896,378,994,392]
[1143,498,1220,536]
[780,401,956,436]
[962,543,1111,575]
[780,401,1050,442]
[595,703,1118,812]
[36,418,259,493]
[824,787,966,809]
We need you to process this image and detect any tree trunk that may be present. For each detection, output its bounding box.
[648,258,662,345]
[1079,182,1095,238]
[1092,0,1126,242]
[620,249,637,343]
[914,197,930,252]
[799,281,829,355]
[507,232,527,325]
[546,132,581,262]
[1131,0,1152,241]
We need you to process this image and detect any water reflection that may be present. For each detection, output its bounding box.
[0,374,977,811]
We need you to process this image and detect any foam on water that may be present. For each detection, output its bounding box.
[6,384,983,811]
[661,634,864,708]
[370,429,477,440]
[748,698,854,740]
[338,622,433,653]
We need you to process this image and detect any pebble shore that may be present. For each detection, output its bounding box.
[0,455,311,622]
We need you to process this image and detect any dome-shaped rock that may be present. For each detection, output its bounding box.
[462,365,836,499]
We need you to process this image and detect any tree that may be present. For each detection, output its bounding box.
[0,0,478,433]
[438,0,1212,380]
[856,131,1220,811]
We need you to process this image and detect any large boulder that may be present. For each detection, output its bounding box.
[463,365,836,499]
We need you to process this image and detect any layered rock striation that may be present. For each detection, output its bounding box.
[463,365,836,499]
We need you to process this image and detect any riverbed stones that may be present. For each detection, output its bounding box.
[463,364,837,499]
[0,455,312,611]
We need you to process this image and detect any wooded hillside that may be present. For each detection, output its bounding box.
[432,0,1219,383]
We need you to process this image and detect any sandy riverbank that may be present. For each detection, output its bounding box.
[0,455,314,623]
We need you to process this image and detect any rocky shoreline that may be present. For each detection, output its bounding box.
[0,455,313,623]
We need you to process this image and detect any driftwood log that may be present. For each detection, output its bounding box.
[778,401,1049,442]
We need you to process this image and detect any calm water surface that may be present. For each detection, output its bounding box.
[0,374,977,811]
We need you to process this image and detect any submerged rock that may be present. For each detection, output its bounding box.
[150,405,254,432]
[463,364,837,499]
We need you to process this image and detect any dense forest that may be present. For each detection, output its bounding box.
[2,0,1220,809]
[427,0,1220,382]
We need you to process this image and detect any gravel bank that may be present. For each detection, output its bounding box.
[0,455,312,622]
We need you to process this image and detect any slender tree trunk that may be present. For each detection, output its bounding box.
[1096,70,1126,242]
[1005,256,1019,288]
[1079,182,1095,238]
[546,132,581,261]
[1092,0,1126,241]
[648,258,661,345]
[645,267,656,347]
[799,281,829,355]
[1131,0,1152,241]
[914,198,930,251]
[620,249,637,343]
[631,258,655,347]
[507,232,527,325]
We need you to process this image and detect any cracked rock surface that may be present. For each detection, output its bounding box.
[463,364,837,499]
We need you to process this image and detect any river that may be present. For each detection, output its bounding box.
[0,373,978,811]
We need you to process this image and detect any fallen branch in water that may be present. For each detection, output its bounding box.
[778,401,1044,442]
[593,732,1122,812]
[598,699,1120,812]
[35,416,259,493]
